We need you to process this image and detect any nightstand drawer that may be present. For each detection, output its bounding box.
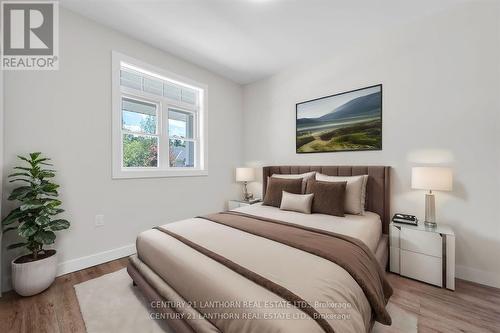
[400,227,442,257]
[400,250,442,286]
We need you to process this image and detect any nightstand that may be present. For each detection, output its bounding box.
[227,199,260,210]
[390,222,455,290]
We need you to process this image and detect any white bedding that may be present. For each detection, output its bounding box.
[233,203,382,253]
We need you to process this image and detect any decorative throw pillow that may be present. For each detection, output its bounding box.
[271,171,316,193]
[306,179,347,217]
[280,191,314,214]
[315,174,368,215]
[263,178,303,207]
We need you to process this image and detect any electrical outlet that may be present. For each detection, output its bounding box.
[95,214,105,227]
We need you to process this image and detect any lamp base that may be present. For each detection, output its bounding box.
[242,182,254,201]
[424,192,436,227]
[424,221,437,228]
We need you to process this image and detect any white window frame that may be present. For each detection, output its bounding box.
[112,51,208,178]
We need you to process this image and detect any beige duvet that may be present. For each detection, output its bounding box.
[135,206,382,333]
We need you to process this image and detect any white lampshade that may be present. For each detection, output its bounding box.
[412,167,453,191]
[236,167,255,182]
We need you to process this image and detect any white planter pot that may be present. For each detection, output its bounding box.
[11,250,58,296]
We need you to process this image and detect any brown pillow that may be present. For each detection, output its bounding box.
[263,178,302,207]
[270,171,316,193]
[306,179,347,217]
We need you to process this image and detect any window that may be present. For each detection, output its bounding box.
[112,52,207,178]
[168,108,195,167]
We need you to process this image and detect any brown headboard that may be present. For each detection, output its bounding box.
[262,165,391,234]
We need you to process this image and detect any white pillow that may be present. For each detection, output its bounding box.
[271,171,316,193]
[315,173,368,215]
[280,191,314,214]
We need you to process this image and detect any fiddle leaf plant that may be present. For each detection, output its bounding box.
[2,152,70,260]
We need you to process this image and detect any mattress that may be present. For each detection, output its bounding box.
[134,206,387,333]
[234,203,382,252]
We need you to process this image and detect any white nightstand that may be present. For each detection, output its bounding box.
[390,222,455,290]
[227,199,260,210]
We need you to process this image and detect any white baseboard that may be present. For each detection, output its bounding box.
[456,265,500,289]
[57,244,136,276]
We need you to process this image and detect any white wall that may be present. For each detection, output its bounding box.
[243,3,500,287]
[2,9,243,290]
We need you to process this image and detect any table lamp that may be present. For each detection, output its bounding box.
[411,167,453,227]
[236,167,255,201]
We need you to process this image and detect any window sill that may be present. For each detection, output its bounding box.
[112,168,208,179]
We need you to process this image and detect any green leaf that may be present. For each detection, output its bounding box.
[43,199,61,208]
[41,183,59,194]
[8,186,33,200]
[42,182,59,190]
[34,230,56,244]
[42,191,59,197]
[35,216,51,226]
[8,172,31,178]
[16,155,31,163]
[20,200,44,211]
[40,195,59,201]
[39,171,55,178]
[7,242,28,250]
[48,219,70,231]
[14,166,32,172]
[9,178,33,184]
[29,152,42,161]
[34,157,51,164]
[2,208,25,225]
[19,222,38,238]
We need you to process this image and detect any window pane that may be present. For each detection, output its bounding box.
[181,88,197,105]
[164,83,181,101]
[168,109,194,139]
[169,139,194,168]
[122,98,157,134]
[143,76,163,96]
[123,134,158,168]
[120,70,142,90]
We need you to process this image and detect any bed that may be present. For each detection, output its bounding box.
[128,165,392,333]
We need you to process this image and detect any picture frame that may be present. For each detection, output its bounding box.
[296,84,382,154]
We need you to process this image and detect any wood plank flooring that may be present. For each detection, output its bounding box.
[0,257,128,333]
[0,257,499,333]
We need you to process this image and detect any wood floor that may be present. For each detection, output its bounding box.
[0,257,129,333]
[0,257,499,333]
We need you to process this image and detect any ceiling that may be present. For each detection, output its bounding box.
[60,0,466,84]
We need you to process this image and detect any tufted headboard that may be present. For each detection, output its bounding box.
[262,165,391,234]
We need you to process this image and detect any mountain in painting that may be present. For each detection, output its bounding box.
[297,91,381,126]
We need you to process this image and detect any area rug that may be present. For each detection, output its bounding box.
[75,268,417,333]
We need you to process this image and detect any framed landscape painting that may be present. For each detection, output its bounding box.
[296,84,382,153]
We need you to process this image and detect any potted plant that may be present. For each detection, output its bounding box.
[2,152,70,296]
